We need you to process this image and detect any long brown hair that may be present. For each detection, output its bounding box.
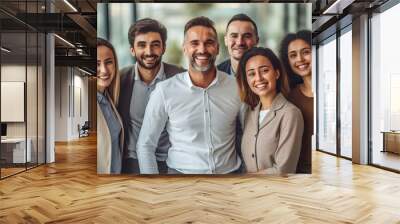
[97,37,120,106]
[279,30,312,89]
[236,47,289,110]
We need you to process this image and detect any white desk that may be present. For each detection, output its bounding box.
[1,138,32,163]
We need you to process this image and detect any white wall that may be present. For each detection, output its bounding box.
[54,66,69,141]
[72,73,89,138]
[54,66,89,141]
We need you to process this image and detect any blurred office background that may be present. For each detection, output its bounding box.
[97,3,312,69]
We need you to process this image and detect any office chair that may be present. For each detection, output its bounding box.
[79,121,90,138]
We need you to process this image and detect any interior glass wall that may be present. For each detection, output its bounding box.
[316,25,353,159]
[339,27,352,158]
[317,35,337,155]
[27,31,38,169]
[38,32,45,165]
[0,1,46,179]
[371,2,400,171]
[1,31,28,177]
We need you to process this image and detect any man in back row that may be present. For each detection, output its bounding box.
[217,14,259,169]
[118,18,184,174]
[218,13,259,76]
[137,16,243,174]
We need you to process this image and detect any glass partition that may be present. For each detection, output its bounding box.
[317,35,337,155]
[339,27,352,158]
[0,1,46,179]
[27,31,38,169]
[370,3,400,171]
[37,32,45,165]
[1,30,28,177]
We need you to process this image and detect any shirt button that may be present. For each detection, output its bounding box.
[252,154,255,158]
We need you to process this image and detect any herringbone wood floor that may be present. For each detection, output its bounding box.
[1,135,400,223]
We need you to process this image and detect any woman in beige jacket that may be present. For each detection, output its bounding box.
[97,38,124,174]
[236,47,304,175]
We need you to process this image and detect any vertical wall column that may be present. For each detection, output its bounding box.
[352,14,369,164]
[46,33,55,163]
[312,45,317,150]
[45,1,55,163]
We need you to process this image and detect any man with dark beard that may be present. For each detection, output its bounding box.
[118,18,184,174]
[136,17,243,174]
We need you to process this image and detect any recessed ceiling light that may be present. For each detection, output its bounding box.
[63,0,78,12]
[78,67,93,76]
[54,34,75,48]
[322,0,354,15]
[1,47,11,53]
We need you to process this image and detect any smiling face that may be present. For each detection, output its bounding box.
[97,45,116,92]
[225,20,258,61]
[288,39,312,78]
[131,32,165,70]
[245,55,280,97]
[183,25,219,73]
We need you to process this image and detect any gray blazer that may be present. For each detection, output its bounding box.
[117,62,185,159]
[241,93,304,174]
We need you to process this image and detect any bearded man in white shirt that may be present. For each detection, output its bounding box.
[137,16,243,174]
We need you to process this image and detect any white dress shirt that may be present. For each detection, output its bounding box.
[258,109,270,125]
[136,70,242,174]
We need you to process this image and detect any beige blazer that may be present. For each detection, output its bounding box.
[97,93,124,174]
[241,93,304,175]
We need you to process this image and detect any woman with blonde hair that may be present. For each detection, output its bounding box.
[237,47,303,175]
[97,37,124,174]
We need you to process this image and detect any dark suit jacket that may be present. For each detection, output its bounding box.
[117,62,185,159]
[217,59,232,75]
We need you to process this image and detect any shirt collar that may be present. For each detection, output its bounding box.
[230,64,236,76]
[184,69,222,90]
[134,62,165,85]
[97,91,107,104]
